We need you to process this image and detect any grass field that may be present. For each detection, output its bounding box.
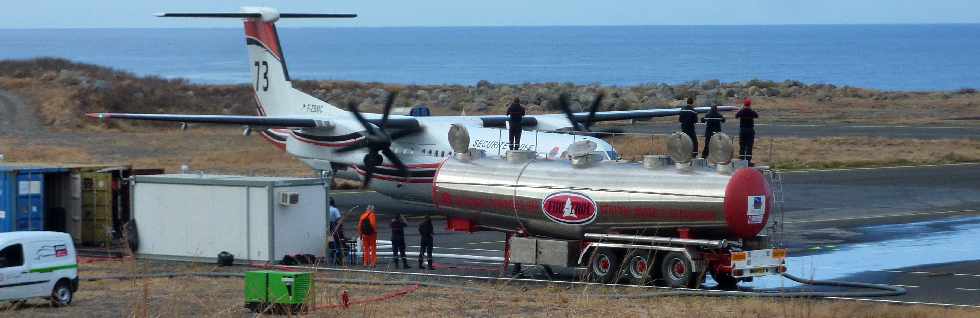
[607,135,980,170]
[3,127,977,176]
[1,259,978,317]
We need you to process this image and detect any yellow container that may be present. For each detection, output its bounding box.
[81,172,113,246]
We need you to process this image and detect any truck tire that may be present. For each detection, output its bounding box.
[710,269,739,290]
[588,248,621,284]
[660,251,697,288]
[623,250,653,285]
[50,280,73,307]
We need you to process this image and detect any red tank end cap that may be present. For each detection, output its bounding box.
[723,168,773,239]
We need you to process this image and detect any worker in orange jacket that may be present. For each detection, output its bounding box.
[357,205,378,267]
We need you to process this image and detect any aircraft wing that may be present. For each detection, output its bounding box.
[86,113,421,129]
[480,105,737,130]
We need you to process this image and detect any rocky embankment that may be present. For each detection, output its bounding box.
[0,57,977,129]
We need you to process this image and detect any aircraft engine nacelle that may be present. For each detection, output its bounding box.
[432,152,773,240]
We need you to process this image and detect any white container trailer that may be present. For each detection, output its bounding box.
[131,174,326,263]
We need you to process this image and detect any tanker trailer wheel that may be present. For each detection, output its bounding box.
[709,269,739,290]
[588,248,621,284]
[623,250,654,285]
[661,252,699,288]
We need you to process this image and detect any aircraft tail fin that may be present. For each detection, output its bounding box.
[158,7,356,117]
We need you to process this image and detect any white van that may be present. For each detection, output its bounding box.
[0,231,78,306]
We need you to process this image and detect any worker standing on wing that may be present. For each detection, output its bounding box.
[736,98,759,166]
[357,205,378,267]
[700,105,725,158]
[679,97,700,158]
[506,97,526,150]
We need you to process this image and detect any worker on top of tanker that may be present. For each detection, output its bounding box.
[506,97,526,151]
[679,97,700,158]
[390,214,410,269]
[700,105,726,158]
[418,215,435,270]
[736,98,759,166]
[358,205,378,267]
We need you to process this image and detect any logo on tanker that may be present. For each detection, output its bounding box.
[541,192,598,225]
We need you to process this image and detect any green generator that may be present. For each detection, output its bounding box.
[245,271,315,313]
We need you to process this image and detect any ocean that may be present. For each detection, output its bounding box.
[1,24,978,91]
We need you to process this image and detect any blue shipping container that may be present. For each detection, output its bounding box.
[0,172,12,232]
[0,165,67,233]
[16,172,44,231]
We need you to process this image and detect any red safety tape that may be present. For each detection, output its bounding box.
[431,262,500,273]
[249,263,301,272]
[315,284,420,310]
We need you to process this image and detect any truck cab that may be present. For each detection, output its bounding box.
[0,231,78,306]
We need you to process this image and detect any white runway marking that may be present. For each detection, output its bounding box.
[780,162,980,173]
[783,209,979,224]
[753,123,974,130]
[464,240,507,245]
[412,245,503,253]
[823,297,980,309]
[329,190,375,195]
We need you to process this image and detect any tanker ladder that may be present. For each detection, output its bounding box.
[509,233,787,290]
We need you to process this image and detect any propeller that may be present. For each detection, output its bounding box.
[557,92,610,136]
[336,91,424,188]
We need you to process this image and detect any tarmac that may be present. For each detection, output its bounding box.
[330,162,980,307]
[608,122,980,139]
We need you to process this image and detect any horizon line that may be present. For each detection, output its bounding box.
[2,22,980,30]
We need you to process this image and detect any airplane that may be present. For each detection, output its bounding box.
[88,7,735,204]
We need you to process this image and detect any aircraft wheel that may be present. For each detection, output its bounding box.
[710,269,739,290]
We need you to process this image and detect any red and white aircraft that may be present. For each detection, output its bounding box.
[88,7,732,203]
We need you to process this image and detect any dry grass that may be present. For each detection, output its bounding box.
[3,129,977,176]
[608,135,980,169]
[0,127,312,176]
[749,95,980,125]
[0,259,977,317]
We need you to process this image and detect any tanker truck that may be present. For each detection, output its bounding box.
[430,125,786,289]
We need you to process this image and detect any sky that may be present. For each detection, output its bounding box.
[2,0,979,28]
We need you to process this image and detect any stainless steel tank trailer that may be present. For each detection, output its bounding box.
[432,125,785,288]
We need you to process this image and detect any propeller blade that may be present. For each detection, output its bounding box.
[360,167,374,189]
[584,92,605,130]
[557,93,585,131]
[387,126,424,141]
[381,148,410,179]
[380,91,398,128]
[346,101,376,135]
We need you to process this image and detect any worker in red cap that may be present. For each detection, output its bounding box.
[735,98,759,166]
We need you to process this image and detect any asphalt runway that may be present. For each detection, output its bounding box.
[605,122,980,139]
[329,163,980,307]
